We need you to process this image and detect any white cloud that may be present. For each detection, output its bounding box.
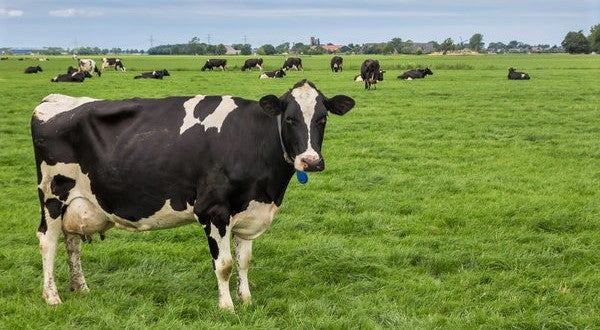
[0,8,24,17]
[49,8,103,18]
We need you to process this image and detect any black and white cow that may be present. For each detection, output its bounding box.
[101,57,126,72]
[201,59,227,71]
[398,67,433,80]
[31,79,355,310]
[242,58,263,71]
[50,71,88,83]
[282,57,303,71]
[259,69,286,79]
[360,59,384,90]
[25,65,43,74]
[508,67,530,80]
[134,69,170,79]
[77,58,101,77]
[330,56,343,72]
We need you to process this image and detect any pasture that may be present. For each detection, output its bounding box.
[1,54,599,328]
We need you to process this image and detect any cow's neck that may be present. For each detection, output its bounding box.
[276,114,294,165]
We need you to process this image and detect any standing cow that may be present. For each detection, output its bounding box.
[242,58,263,71]
[282,57,303,71]
[76,58,101,77]
[31,79,355,310]
[330,56,343,72]
[101,58,126,72]
[201,59,227,71]
[360,59,384,90]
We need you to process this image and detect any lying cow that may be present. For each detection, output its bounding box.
[102,57,126,72]
[31,79,355,310]
[259,69,286,79]
[330,56,343,72]
[508,67,530,80]
[242,58,263,71]
[51,71,88,83]
[360,59,384,90]
[282,57,303,71]
[201,59,227,71]
[25,65,43,74]
[134,69,170,79]
[398,68,433,80]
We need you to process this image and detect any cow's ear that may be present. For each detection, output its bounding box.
[259,95,284,117]
[326,95,355,116]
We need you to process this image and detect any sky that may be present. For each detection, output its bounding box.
[1,1,598,50]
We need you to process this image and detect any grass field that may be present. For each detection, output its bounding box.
[1,53,599,329]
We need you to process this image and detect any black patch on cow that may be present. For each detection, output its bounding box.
[51,174,76,201]
[45,198,63,219]
[207,236,219,260]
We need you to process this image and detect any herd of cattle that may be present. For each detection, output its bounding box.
[20,55,532,88]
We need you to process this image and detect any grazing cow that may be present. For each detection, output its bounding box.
[259,69,286,79]
[77,58,101,77]
[282,57,303,71]
[51,71,88,83]
[508,67,530,80]
[0,57,9,60]
[360,59,384,90]
[31,79,355,310]
[201,59,227,71]
[25,66,43,74]
[101,57,126,72]
[242,58,263,71]
[134,69,170,79]
[330,56,343,72]
[398,68,433,80]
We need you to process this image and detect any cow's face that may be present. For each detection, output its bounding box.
[259,80,355,172]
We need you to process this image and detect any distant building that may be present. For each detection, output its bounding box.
[412,43,434,54]
[224,45,240,55]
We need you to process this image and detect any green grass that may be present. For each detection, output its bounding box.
[1,54,599,328]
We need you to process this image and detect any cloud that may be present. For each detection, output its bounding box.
[49,8,103,18]
[0,8,24,17]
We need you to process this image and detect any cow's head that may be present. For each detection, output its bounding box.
[259,80,355,172]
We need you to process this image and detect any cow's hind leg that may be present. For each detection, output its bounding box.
[234,236,253,303]
[64,233,88,292]
[37,206,63,305]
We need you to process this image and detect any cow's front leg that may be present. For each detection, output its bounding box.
[234,236,252,303]
[64,232,89,292]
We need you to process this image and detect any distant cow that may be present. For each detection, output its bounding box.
[282,57,303,71]
[77,58,101,77]
[134,69,170,79]
[508,67,530,80]
[330,56,343,72]
[398,68,433,80]
[201,59,227,71]
[259,69,286,79]
[51,71,88,83]
[102,58,126,72]
[242,58,263,71]
[360,59,384,90]
[25,65,43,74]
[31,79,355,310]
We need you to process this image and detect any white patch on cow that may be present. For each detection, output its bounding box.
[179,95,237,134]
[109,200,195,232]
[230,200,278,240]
[34,94,98,122]
[259,73,268,79]
[290,83,320,171]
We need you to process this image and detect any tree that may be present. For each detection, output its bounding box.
[588,24,600,53]
[469,33,484,52]
[275,42,290,54]
[562,30,591,53]
[257,44,276,55]
[216,44,227,55]
[440,38,456,53]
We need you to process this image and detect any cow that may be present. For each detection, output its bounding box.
[31,79,355,310]
[77,58,101,77]
[282,57,303,71]
[25,65,43,74]
[330,56,343,72]
[398,68,433,80]
[259,69,286,79]
[134,69,170,79]
[508,67,530,80]
[360,59,384,90]
[51,71,88,83]
[242,58,263,71]
[101,57,126,72]
[201,59,227,71]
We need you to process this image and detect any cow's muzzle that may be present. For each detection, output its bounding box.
[300,155,324,172]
